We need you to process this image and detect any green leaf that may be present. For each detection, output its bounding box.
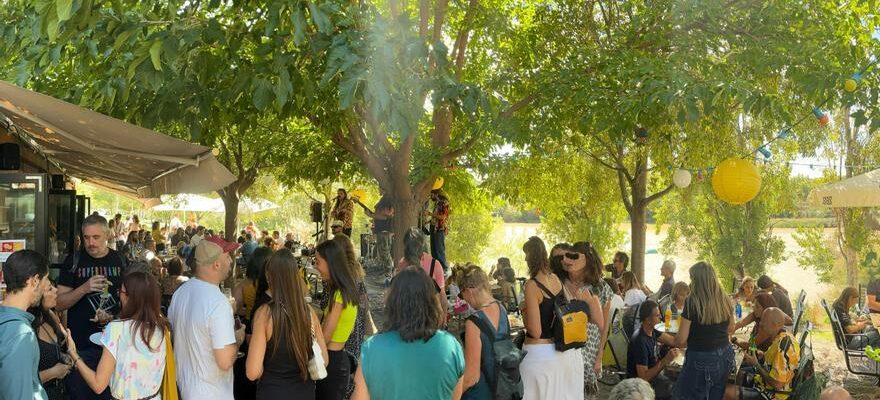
[308,3,331,34]
[46,15,60,41]
[275,69,293,108]
[291,6,307,46]
[56,0,74,22]
[338,73,359,110]
[253,78,274,111]
[113,30,135,50]
[149,41,163,71]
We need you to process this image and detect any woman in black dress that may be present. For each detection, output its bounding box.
[28,283,71,400]
[246,249,329,400]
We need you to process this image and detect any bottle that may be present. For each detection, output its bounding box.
[671,308,679,331]
[748,336,757,353]
[735,301,742,319]
[665,307,672,330]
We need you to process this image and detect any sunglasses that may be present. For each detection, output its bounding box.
[564,252,581,260]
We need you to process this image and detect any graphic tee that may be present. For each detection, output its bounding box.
[58,249,127,350]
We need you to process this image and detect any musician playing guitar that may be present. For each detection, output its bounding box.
[353,191,395,273]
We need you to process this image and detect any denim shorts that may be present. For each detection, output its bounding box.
[672,345,736,400]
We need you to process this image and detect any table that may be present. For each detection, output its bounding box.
[655,322,679,334]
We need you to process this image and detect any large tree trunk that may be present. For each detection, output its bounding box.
[629,159,649,283]
[630,203,647,283]
[219,190,239,242]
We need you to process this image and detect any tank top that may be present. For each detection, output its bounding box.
[528,279,559,339]
[257,319,316,400]
[462,302,509,400]
[38,336,64,400]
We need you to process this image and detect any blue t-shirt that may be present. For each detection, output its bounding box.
[627,327,661,378]
[362,330,464,400]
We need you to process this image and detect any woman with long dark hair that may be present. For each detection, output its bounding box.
[246,249,328,399]
[558,241,609,399]
[315,240,360,400]
[332,234,376,399]
[833,286,880,349]
[64,271,169,399]
[520,237,583,400]
[396,227,447,321]
[29,283,70,400]
[353,267,464,400]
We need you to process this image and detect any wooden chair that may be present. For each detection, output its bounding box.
[820,299,880,382]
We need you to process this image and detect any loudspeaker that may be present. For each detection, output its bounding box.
[0,143,20,170]
[51,174,65,190]
[310,201,323,223]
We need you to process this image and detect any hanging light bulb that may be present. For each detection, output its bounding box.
[758,146,772,159]
[777,128,791,139]
[845,72,863,93]
[813,108,830,126]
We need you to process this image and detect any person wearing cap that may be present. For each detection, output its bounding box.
[331,219,345,236]
[168,236,245,400]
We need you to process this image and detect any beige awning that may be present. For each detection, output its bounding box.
[0,81,236,200]
[808,169,880,208]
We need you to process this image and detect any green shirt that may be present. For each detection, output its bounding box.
[324,291,357,343]
[362,330,464,400]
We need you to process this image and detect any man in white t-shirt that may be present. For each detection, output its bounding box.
[168,236,243,400]
[189,226,206,247]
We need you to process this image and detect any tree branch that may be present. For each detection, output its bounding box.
[452,0,479,78]
[441,135,480,164]
[645,183,675,205]
[617,169,633,214]
[419,0,431,37]
[583,149,623,173]
[499,93,538,118]
[432,0,448,43]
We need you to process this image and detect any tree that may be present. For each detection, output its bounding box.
[655,162,791,287]
[0,1,340,240]
[483,143,627,259]
[0,0,536,256]
[498,0,880,282]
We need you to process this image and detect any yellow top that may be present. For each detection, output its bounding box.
[241,280,257,317]
[151,229,165,245]
[325,290,357,343]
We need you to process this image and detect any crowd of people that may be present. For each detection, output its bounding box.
[0,205,860,400]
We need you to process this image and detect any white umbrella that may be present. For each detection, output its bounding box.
[808,169,880,208]
[152,194,278,213]
[152,194,222,212]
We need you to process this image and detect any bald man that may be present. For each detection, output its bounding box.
[724,307,800,400]
[820,386,851,400]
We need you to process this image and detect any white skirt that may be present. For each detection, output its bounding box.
[520,344,585,400]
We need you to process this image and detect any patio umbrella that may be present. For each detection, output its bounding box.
[808,168,880,208]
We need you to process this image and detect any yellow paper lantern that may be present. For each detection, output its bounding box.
[432,177,445,190]
[350,189,367,203]
[711,159,762,205]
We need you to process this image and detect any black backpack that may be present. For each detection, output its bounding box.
[467,311,526,400]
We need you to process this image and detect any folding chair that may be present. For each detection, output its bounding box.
[821,299,880,384]
[599,307,628,385]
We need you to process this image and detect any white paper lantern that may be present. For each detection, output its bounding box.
[673,168,692,188]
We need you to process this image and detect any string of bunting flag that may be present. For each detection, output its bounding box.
[661,60,877,205]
